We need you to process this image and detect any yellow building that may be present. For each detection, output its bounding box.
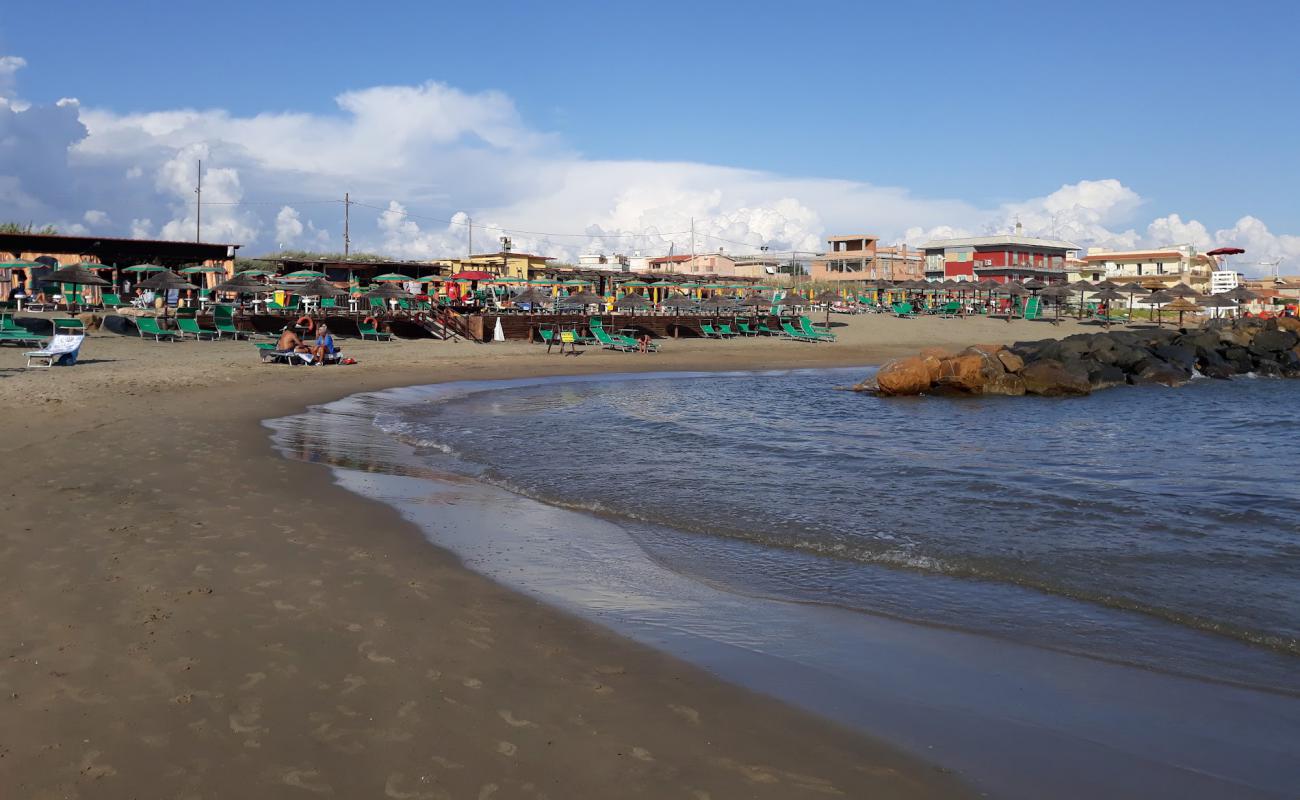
[435,251,556,281]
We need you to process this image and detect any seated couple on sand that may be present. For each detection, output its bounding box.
[275,324,340,365]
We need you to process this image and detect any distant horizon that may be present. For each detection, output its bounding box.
[2,1,1297,276]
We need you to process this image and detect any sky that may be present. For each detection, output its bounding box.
[1,0,1298,272]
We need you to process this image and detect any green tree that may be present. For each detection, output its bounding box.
[0,222,58,235]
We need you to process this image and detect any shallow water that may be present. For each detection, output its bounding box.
[268,370,1300,799]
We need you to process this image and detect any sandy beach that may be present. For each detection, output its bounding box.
[0,313,1096,799]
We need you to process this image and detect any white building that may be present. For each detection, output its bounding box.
[1210,270,1243,294]
[578,253,630,273]
[1081,244,1215,290]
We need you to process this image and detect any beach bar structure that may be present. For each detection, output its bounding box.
[1,231,239,292]
[922,228,1078,284]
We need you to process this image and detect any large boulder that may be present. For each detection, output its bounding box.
[937,351,1005,393]
[1153,344,1196,371]
[1088,365,1128,390]
[982,373,1027,396]
[1276,316,1300,334]
[996,350,1025,373]
[875,356,934,396]
[1019,359,1092,396]
[1130,362,1191,387]
[1250,329,1299,354]
[919,346,953,360]
[921,355,943,383]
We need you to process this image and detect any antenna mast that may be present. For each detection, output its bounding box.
[195,160,202,243]
[343,192,351,261]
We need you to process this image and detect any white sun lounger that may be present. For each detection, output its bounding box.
[26,334,86,368]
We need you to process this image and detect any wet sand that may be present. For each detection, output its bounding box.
[0,313,1094,798]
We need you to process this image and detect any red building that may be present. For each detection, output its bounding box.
[921,232,1078,283]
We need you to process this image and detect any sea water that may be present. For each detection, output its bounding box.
[269,369,1300,799]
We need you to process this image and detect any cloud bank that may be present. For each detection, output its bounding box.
[0,53,1295,275]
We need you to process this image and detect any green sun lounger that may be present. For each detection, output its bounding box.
[100,293,129,309]
[0,315,47,346]
[780,320,820,342]
[211,305,255,339]
[358,320,393,341]
[892,302,916,318]
[797,316,836,341]
[136,316,178,341]
[177,317,218,340]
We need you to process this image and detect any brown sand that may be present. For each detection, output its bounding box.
[0,314,1090,799]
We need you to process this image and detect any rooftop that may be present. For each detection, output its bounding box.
[920,235,1080,251]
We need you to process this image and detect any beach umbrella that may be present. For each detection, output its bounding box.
[1022,278,1047,291]
[1164,297,1202,327]
[1069,279,1094,318]
[1091,287,1127,326]
[365,282,415,298]
[370,272,413,282]
[1094,279,1121,290]
[124,263,168,273]
[46,263,111,286]
[1145,290,1175,327]
[1224,286,1259,302]
[659,292,699,311]
[287,278,347,297]
[615,292,652,311]
[282,269,327,280]
[0,258,45,272]
[236,267,276,277]
[1116,282,1148,321]
[1038,284,1074,324]
[139,270,199,315]
[557,290,603,309]
[179,264,227,274]
[510,287,552,307]
[814,290,841,304]
[775,292,803,308]
[1166,283,1200,299]
[214,273,269,294]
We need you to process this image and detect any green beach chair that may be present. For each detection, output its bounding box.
[358,319,393,341]
[588,318,637,351]
[797,316,836,341]
[755,319,783,337]
[780,319,819,342]
[717,322,740,338]
[320,297,338,311]
[100,293,129,309]
[700,322,724,338]
[0,315,48,346]
[176,317,218,341]
[1023,296,1042,320]
[135,316,178,341]
[892,302,916,318]
[368,296,387,313]
[212,305,255,339]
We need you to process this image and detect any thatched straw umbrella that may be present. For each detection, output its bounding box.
[1038,284,1075,325]
[660,292,699,311]
[214,273,269,294]
[288,278,348,298]
[1145,289,1175,327]
[510,287,552,309]
[1091,287,1127,326]
[1164,296,1202,327]
[1069,279,1095,318]
[614,292,652,312]
[1166,283,1199,299]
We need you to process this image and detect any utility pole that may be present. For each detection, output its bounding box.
[195,160,202,243]
[343,192,351,261]
[690,217,696,273]
[467,215,473,259]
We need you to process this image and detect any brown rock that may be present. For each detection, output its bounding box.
[1276,317,1300,334]
[74,312,101,330]
[1019,360,1092,396]
[875,356,933,396]
[969,343,1005,356]
[982,373,1027,396]
[921,355,943,383]
[996,350,1025,373]
[919,346,953,360]
[936,351,1004,393]
[851,377,879,393]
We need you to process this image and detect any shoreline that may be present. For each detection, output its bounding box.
[4,318,1026,799]
[272,369,1300,800]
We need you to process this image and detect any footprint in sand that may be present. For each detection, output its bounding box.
[339,674,366,695]
[669,704,701,725]
[631,747,654,762]
[240,672,267,691]
[477,784,499,800]
[495,741,517,757]
[282,768,333,794]
[78,750,117,779]
[498,710,537,729]
[383,773,440,799]
[358,641,396,664]
[461,678,482,689]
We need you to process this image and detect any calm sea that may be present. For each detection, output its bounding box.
[374,369,1300,695]
[268,368,1300,798]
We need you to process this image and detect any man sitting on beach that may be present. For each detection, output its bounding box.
[276,325,309,355]
[312,324,337,364]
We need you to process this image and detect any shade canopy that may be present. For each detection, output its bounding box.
[124,263,169,273]
[236,268,277,277]
[1022,278,1047,290]
[1206,247,1245,256]
[1166,283,1200,298]
[1224,286,1259,301]
[1069,280,1095,290]
[46,263,111,286]
[364,282,415,299]
[1038,285,1075,298]
[557,291,603,305]
[814,290,842,303]
[282,269,328,279]
[774,293,803,305]
[287,278,347,297]
[179,264,227,274]
[0,258,46,271]
[1092,287,1127,302]
[1117,282,1149,294]
[614,293,652,310]
[1145,290,1175,306]
[140,270,199,291]
[510,288,552,305]
[371,272,416,282]
[1199,294,1239,308]
[214,274,269,293]
[659,292,698,308]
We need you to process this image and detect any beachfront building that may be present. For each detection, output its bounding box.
[921,230,1078,283]
[1,230,240,294]
[443,250,555,281]
[577,253,630,272]
[809,236,925,282]
[1082,245,1215,291]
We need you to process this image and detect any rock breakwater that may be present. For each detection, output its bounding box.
[856,316,1300,397]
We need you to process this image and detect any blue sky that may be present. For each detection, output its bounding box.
[1,0,1298,264]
